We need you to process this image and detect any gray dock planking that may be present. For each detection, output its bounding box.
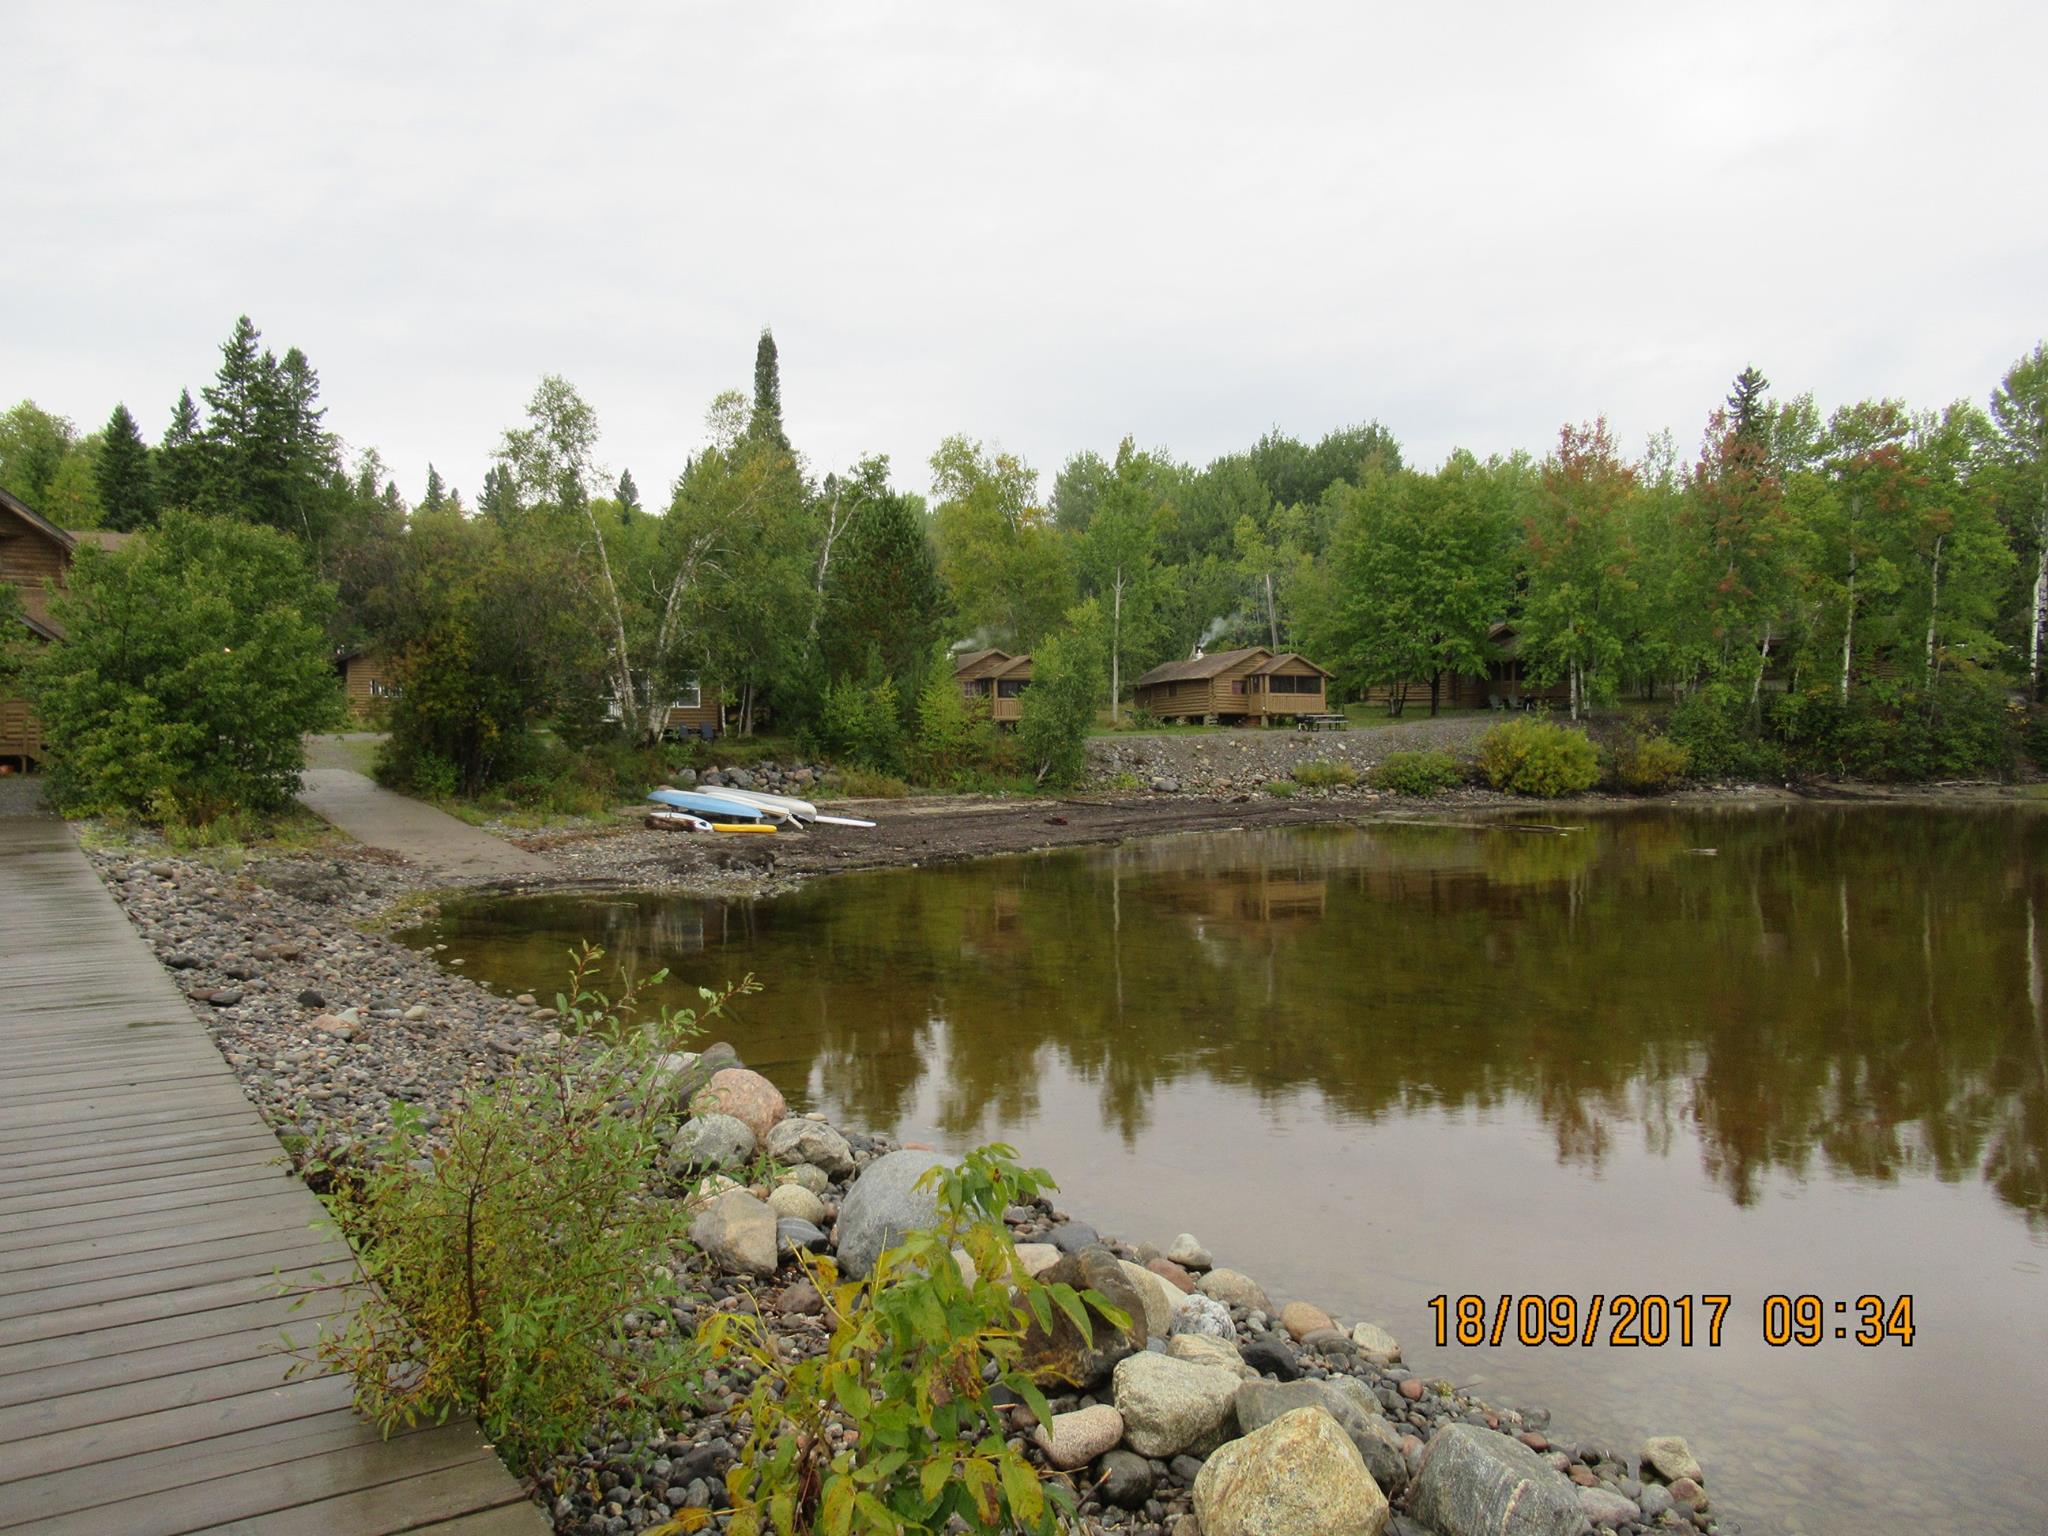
[0,811,548,1534]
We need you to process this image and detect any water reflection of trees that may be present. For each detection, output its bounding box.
[428,809,2048,1224]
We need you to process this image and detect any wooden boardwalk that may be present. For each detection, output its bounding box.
[0,810,548,1535]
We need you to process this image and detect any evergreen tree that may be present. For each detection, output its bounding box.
[421,464,449,514]
[1728,366,1772,443]
[94,403,158,531]
[747,328,790,452]
[616,468,642,519]
[199,315,267,517]
[156,390,206,512]
[478,464,520,522]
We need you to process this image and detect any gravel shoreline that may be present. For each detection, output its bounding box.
[82,809,1740,1536]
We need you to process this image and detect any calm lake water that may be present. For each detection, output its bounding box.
[403,807,2048,1535]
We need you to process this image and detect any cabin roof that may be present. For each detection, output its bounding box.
[1134,646,1271,687]
[988,654,1033,678]
[71,529,135,553]
[952,648,1013,677]
[14,608,61,642]
[0,486,77,552]
[1248,651,1332,678]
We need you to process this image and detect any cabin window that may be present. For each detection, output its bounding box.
[673,681,702,710]
[369,676,403,700]
[1231,679,1246,694]
[997,678,1030,698]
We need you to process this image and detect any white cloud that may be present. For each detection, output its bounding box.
[5,0,2042,504]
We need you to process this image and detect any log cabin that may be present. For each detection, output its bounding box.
[0,487,131,769]
[336,648,401,719]
[953,649,1033,724]
[1352,624,1574,714]
[1132,646,1333,725]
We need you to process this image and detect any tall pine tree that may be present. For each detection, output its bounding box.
[94,404,158,531]
[420,464,449,513]
[747,328,790,452]
[616,468,642,519]
[156,390,206,513]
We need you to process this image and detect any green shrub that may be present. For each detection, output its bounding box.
[908,645,995,786]
[307,946,751,1474]
[702,1145,1126,1536]
[1103,770,1143,792]
[1018,615,1106,789]
[1667,685,1786,781]
[1291,759,1358,790]
[833,766,909,799]
[1475,718,1601,796]
[821,675,907,774]
[1608,732,1691,793]
[1262,779,1297,797]
[1369,749,1463,795]
[26,512,340,820]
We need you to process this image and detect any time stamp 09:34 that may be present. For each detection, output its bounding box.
[1426,1294,1917,1349]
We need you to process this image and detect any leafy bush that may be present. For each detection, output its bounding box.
[1369,749,1463,795]
[2027,708,2048,771]
[1667,685,1786,781]
[308,947,750,1474]
[1018,613,1105,789]
[908,646,995,786]
[1291,759,1358,790]
[820,675,907,775]
[1262,779,1297,797]
[702,1145,1127,1536]
[1475,717,1601,796]
[26,512,340,819]
[1608,731,1690,793]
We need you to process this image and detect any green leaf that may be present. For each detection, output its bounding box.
[821,1473,855,1536]
[1001,1451,1045,1524]
[919,1456,952,1503]
[1050,1283,1091,1342]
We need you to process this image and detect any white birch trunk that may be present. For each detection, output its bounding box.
[1264,571,1279,650]
[2030,507,2046,697]
[1110,570,1123,721]
[1751,627,1772,711]
[1840,494,1858,704]
[579,505,640,739]
[1925,533,1946,679]
[806,488,850,646]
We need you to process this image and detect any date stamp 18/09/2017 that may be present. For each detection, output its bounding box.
[1426,1294,1916,1349]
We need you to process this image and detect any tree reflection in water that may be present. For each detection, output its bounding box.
[411,807,2048,1227]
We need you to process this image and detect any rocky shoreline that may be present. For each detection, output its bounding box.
[85,829,1731,1536]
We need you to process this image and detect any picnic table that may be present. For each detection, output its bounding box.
[1295,712,1350,731]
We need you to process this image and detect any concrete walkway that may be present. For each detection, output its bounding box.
[0,804,546,1534]
[296,764,546,884]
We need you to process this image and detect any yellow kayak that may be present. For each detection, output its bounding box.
[711,822,776,835]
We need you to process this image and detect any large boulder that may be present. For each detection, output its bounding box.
[1165,1333,1256,1379]
[1199,1267,1273,1312]
[1192,1405,1390,1536]
[1111,1351,1241,1458]
[667,1113,756,1172]
[1411,1423,1589,1536]
[689,1189,777,1277]
[1234,1377,1409,1498]
[764,1117,856,1178]
[689,1067,787,1142]
[832,1149,949,1278]
[1118,1259,1181,1337]
[1019,1246,1146,1387]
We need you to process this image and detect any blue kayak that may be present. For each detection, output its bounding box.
[646,788,779,824]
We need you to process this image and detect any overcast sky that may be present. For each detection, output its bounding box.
[8,2,2044,507]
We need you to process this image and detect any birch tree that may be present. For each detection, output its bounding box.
[1990,344,2048,700]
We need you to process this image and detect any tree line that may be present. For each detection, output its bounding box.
[6,317,2045,797]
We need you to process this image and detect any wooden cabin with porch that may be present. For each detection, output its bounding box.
[1132,646,1333,725]
[953,648,1033,724]
[1,488,132,769]
[1354,623,1574,714]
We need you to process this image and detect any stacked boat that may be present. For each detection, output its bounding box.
[644,784,876,834]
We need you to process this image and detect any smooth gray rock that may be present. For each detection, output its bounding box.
[776,1216,829,1255]
[1198,1267,1272,1312]
[688,1190,777,1277]
[1048,1220,1100,1254]
[1031,1404,1124,1470]
[668,1113,756,1171]
[1019,1246,1146,1387]
[1577,1487,1639,1528]
[1411,1424,1589,1536]
[764,1117,856,1177]
[1095,1448,1155,1509]
[1112,1351,1241,1458]
[1166,1232,1213,1270]
[832,1148,949,1278]
[1640,1435,1703,1484]
[1235,1377,1409,1498]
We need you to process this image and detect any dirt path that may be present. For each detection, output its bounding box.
[297,766,548,883]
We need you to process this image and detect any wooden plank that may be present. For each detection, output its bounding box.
[0,1235,342,1320]
[0,1260,336,1347]
[0,1410,432,1530]
[0,1372,358,1482]
[0,1348,343,1440]
[0,1191,321,1269]
[0,1084,259,1135]
[17,1423,496,1536]
[404,1503,553,1535]
[192,1454,539,1536]
[0,1289,349,1388]
[0,1126,280,1179]
[0,1154,288,1214]
[0,1218,335,1294]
